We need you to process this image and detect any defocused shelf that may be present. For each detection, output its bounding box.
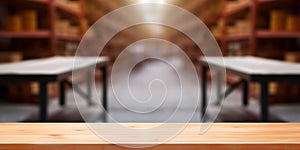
[256,30,300,38]
[225,1,251,17]
[224,31,300,41]
[56,34,82,42]
[206,0,299,58]
[225,33,250,41]
[0,30,50,38]
[26,0,49,4]
[55,2,81,18]
[257,0,278,4]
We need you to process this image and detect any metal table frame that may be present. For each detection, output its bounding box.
[0,57,109,122]
[199,57,300,122]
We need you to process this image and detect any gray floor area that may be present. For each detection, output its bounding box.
[0,60,300,122]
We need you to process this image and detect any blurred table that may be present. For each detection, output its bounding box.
[199,56,300,121]
[0,56,109,121]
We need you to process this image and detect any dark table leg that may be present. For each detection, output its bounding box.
[87,70,93,106]
[215,70,222,105]
[242,80,249,106]
[201,66,207,119]
[59,80,66,106]
[260,81,269,122]
[101,65,108,111]
[39,81,48,122]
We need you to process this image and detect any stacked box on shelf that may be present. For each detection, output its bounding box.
[285,52,300,62]
[0,51,22,63]
[55,0,81,36]
[5,10,38,32]
[226,18,251,35]
[5,15,22,31]
[19,10,38,31]
[212,20,223,39]
[55,19,80,36]
[201,0,222,21]
[286,15,300,32]
[270,10,300,32]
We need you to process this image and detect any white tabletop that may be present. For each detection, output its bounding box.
[200,56,300,75]
[0,56,109,75]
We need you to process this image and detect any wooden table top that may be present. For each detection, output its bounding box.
[0,123,299,150]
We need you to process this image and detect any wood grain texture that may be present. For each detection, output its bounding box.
[0,123,300,150]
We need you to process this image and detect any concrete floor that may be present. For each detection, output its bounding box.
[0,60,300,122]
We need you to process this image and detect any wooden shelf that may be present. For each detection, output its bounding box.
[256,30,300,39]
[224,31,300,41]
[26,0,49,4]
[56,34,82,42]
[55,2,81,18]
[257,0,278,4]
[0,30,50,38]
[225,33,250,41]
[225,1,251,17]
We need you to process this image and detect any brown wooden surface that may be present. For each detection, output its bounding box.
[0,123,300,149]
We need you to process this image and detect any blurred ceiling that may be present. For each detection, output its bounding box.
[84,0,221,48]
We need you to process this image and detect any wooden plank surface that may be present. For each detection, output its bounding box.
[0,123,300,149]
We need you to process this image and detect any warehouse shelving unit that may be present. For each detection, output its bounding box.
[0,0,86,56]
[220,0,300,56]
